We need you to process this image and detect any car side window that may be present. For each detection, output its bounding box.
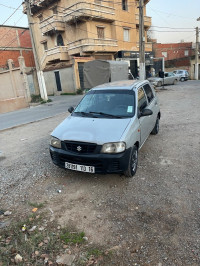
[138,87,148,111]
[143,84,154,103]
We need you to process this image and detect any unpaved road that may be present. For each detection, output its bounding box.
[0,81,200,265]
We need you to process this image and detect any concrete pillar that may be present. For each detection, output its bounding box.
[18,56,31,102]
[8,59,17,98]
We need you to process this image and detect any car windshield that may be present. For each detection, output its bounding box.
[73,89,135,118]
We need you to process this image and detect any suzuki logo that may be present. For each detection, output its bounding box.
[77,146,82,152]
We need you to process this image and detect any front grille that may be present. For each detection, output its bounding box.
[63,141,97,154]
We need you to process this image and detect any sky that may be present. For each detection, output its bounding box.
[0,0,200,44]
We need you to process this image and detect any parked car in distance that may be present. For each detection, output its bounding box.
[148,72,179,87]
[50,80,161,178]
[173,70,189,81]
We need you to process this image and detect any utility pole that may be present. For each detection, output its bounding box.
[139,0,145,80]
[25,0,48,100]
[195,21,200,80]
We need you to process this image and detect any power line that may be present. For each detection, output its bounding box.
[0,30,28,54]
[1,4,22,26]
[0,3,23,10]
[0,14,26,44]
[148,7,194,21]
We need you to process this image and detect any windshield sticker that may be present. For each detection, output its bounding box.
[127,106,133,113]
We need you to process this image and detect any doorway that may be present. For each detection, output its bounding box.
[54,71,62,91]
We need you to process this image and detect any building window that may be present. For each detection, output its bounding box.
[57,34,64,46]
[185,50,189,56]
[52,6,58,14]
[122,0,128,11]
[162,52,167,58]
[38,14,43,22]
[123,28,130,42]
[97,27,105,39]
[43,42,48,51]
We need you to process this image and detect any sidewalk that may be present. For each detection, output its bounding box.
[0,95,83,131]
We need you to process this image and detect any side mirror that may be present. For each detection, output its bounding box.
[139,109,153,118]
[68,106,74,113]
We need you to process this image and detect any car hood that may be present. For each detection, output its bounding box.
[51,116,132,144]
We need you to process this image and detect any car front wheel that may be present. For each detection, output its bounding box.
[173,79,178,85]
[157,81,162,87]
[124,145,138,178]
[180,77,185,82]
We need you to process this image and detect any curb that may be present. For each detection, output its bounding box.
[0,112,68,133]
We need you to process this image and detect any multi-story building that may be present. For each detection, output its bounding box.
[24,0,152,94]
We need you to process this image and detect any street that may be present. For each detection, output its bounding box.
[0,95,83,131]
[0,81,200,265]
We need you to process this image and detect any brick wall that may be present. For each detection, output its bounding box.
[153,42,194,61]
[0,26,35,68]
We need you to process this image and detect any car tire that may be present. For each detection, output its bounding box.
[173,79,178,85]
[157,81,162,87]
[151,117,159,135]
[180,77,185,82]
[124,145,138,178]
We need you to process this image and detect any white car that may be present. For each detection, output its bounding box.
[173,70,189,82]
[50,80,161,177]
[148,72,179,87]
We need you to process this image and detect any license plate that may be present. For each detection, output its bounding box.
[65,162,95,173]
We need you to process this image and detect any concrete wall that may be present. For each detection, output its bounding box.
[0,57,31,114]
[43,66,75,95]
[0,97,28,114]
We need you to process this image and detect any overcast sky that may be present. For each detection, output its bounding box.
[0,0,199,44]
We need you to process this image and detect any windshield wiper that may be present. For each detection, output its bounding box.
[89,111,122,119]
[74,112,98,118]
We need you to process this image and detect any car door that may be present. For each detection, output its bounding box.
[137,87,151,145]
[168,72,176,84]
[143,83,158,132]
[164,73,170,85]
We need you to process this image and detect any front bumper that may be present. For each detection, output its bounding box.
[49,146,131,174]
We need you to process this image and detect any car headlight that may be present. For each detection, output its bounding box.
[101,142,126,154]
[50,136,61,148]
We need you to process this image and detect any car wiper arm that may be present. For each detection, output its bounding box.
[74,111,94,117]
[89,111,122,118]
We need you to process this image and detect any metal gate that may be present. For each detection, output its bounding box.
[78,63,85,89]
[153,59,163,75]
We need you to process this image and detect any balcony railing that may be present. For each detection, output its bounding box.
[40,15,65,35]
[46,46,70,62]
[67,38,118,55]
[135,14,152,27]
[64,2,115,23]
[136,42,152,51]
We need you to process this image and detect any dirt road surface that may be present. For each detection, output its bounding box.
[0,81,200,265]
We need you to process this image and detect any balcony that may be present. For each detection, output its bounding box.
[136,42,152,51]
[64,2,115,23]
[46,46,70,62]
[135,14,152,28]
[67,38,118,55]
[40,15,65,35]
[24,0,56,14]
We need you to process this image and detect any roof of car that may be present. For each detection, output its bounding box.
[93,80,149,91]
